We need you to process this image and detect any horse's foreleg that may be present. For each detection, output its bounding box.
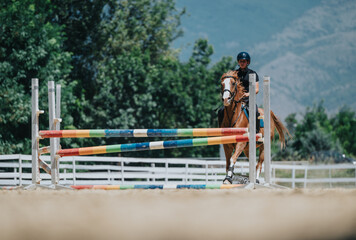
[223,144,233,172]
[224,142,247,184]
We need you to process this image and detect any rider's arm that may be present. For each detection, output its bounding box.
[243,82,259,97]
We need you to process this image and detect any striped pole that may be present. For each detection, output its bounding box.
[57,134,263,157]
[39,128,248,138]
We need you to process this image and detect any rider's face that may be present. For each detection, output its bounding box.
[238,59,248,69]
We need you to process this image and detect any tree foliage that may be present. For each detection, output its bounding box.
[330,106,356,156]
[1,0,354,160]
[0,0,74,154]
[273,102,355,161]
[0,0,235,157]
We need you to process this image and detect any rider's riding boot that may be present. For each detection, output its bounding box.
[218,107,224,127]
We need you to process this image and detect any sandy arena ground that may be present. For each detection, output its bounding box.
[0,188,356,240]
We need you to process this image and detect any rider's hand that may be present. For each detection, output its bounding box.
[243,92,249,98]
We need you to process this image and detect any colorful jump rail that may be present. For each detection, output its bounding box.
[39,128,248,138]
[57,134,262,157]
[71,184,245,190]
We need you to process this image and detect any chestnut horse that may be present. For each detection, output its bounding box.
[220,70,290,184]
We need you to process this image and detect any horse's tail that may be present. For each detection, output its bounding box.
[271,111,291,149]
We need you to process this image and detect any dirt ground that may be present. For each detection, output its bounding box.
[0,188,356,240]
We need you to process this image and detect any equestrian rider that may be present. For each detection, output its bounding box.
[218,51,260,132]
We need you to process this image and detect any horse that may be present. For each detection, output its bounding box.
[219,70,290,184]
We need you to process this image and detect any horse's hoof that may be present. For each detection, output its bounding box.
[223,176,233,184]
[223,180,231,184]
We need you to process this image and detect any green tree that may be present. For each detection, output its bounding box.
[0,0,239,158]
[285,113,297,135]
[49,0,110,105]
[0,0,74,154]
[272,102,354,161]
[330,106,356,156]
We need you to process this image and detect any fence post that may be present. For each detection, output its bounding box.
[205,162,208,184]
[55,84,61,182]
[48,81,59,184]
[72,157,76,185]
[185,163,188,183]
[151,163,155,183]
[292,167,295,188]
[304,166,308,188]
[55,84,61,151]
[31,78,41,184]
[14,166,17,185]
[248,73,256,187]
[165,161,168,184]
[121,159,124,184]
[263,76,271,184]
[19,155,23,186]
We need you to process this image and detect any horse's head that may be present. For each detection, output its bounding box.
[220,70,243,106]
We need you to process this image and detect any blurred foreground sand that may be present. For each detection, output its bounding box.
[0,189,356,240]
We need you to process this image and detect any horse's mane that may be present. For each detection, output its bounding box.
[221,70,245,93]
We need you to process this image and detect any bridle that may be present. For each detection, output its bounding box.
[221,75,244,127]
[221,75,244,104]
[221,75,237,103]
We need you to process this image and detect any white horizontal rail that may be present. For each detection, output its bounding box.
[272,164,356,170]
[1,155,355,188]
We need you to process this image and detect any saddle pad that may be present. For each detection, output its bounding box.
[243,108,264,128]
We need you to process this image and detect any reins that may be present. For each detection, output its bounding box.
[224,97,244,127]
[221,77,245,127]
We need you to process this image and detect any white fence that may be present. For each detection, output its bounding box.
[1,155,356,188]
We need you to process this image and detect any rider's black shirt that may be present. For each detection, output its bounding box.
[234,67,259,93]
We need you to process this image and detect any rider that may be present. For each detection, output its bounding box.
[218,51,260,132]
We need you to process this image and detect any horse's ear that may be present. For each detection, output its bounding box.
[220,73,226,81]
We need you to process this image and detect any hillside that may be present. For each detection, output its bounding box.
[174,0,356,120]
[255,0,356,119]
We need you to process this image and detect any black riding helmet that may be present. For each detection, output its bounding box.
[237,52,251,65]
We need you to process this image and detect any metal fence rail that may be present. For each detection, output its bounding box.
[1,155,355,188]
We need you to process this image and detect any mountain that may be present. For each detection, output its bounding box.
[174,0,322,63]
[254,0,356,119]
[173,0,356,120]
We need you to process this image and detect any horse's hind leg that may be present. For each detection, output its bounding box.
[256,144,264,180]
[244,145,264,182]
[243,147,249,175]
